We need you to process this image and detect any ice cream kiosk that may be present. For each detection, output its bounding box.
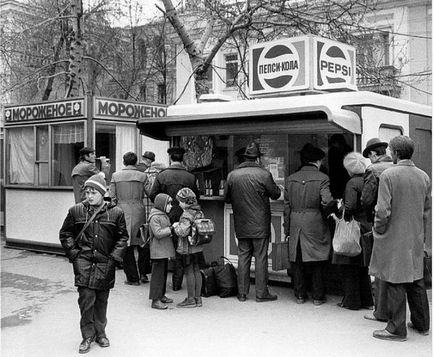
[3,96,167,252]
[136,36,432,281]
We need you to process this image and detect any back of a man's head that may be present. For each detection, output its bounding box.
[170,153,184,162]
[389,135,414,160]
[123,152,138,166]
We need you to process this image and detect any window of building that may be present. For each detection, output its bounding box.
[6,122,85,186]
[157,84,166,104]
[225,54,238,87]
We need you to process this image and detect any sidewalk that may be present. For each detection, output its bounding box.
[1,240,432,357]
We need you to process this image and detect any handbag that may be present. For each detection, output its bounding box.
[139,222,151,247]
[271,237,290,271]
[188,218,216,246]
[212,256,238,298]
[332,213,361,257]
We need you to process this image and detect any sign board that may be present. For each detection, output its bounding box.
[93,97,167,120]
[249,36,357,97]
[4,98,85,124]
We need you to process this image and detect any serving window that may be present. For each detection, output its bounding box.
[174,133,345,195]
[6,122,85,187]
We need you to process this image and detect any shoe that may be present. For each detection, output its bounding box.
[95,336,110,348]
[296,297,305,304]
[195,297,203,307]
[373,329,407,342]
[237,294,247,302]
[79,337,94,354]
[256,293,277,302]
[313,299,326,306]
[124,280,140,286]
[364,313,386,322]
[160,296,173,304]
[176,298,197,308]
[140,275,149,283]
[152,300,168,310]
[407,322,429,336]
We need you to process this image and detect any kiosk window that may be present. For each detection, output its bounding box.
[6,122,85,187]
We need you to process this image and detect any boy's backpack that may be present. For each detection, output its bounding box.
[188,218,216,246]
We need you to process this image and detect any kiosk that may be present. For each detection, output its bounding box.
[3,96,167,253]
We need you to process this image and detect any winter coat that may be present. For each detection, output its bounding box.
[174,205,204,255]
[361,155,394,222]
[149,207,176,259]
[284,165,333,262]
[59,201,128,290]
[225,161,281,239]
[369,160,431,284]
[149,162,199,223]
[109,165,147,246]
[332,174,371,265]
[71,160,100,203]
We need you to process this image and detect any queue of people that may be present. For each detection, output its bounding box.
[61,135,430,353]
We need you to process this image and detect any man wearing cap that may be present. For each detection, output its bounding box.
[71,147,101,203]
[110,152,150,285]
[136,151,156,172]
[360,138,394,323]
[149,146,200,291]
[60,174,128,353]
[284,143,333,306]
[370,136,430,341]
[225,142,281,302]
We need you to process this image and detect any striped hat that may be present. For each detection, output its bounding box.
[84,174,107,196]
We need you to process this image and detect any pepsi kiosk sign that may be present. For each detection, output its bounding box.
[249,36,356,97]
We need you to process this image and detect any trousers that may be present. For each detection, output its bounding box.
[385,278,430,336]
[77,287,110,339]
[123,245,151,282]
[149,258,169,300]
[237,237,270,298]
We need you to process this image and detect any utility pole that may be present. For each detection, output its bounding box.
[65,0,83,98]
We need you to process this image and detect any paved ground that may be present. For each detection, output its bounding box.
[1,238,432,357]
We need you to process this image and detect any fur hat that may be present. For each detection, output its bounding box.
[343,152,367,176]
[243,142,263,159]
[299,143,325,163]
[84,174,107,196]
[154,193,172,212]
[142,151,155,162]
[176,187,197,205]
[362,138,388,158]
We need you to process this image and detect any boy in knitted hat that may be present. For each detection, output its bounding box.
[59,174,128,353]
[172,187,204,307]
[148,193,176,310]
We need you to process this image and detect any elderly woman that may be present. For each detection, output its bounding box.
[332,152,374,310]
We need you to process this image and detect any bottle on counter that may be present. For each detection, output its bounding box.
[206,179,212,196]
[219,179,225,196]
[196,179,201,195]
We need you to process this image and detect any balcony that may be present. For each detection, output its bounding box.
[357,65,401,97]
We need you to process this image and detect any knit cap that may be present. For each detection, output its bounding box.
[154,193,172,212]
[84,173,107,196]
[343,152,368,176]
[176,187,197,205]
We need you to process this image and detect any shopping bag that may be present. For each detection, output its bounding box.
[332,217,361,257]
[212,257,238,298]
[200,267,217,297]
[271,238,290,271]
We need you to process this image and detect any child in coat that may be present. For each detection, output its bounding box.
[148,193,176,309]
[173,187,204,308]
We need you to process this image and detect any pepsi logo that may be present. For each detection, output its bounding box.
[318,41,353,86]
[257,43,300,90]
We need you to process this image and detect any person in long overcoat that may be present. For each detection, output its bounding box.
[225,142,281,302]
[332,152,373,310]
[370,136,431,341]
[284,144,333,305]
[110,152,149,285]
[59,174,128,353]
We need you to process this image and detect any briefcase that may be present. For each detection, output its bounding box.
[271,238,290,271]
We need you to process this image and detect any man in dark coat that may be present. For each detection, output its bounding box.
[370,136,430,342]
[71,147,100,203]
[149,146,200,291]
[360,138,394,323]
[60,174,128,354]
[225,142,281,302]
[284,144,333,305]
